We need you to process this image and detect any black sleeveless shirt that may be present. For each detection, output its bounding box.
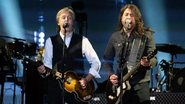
[50,33,85,75]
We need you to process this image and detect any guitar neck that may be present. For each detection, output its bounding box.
[123,63,140,82]
[23,57,60,78]
[122,50,157,81]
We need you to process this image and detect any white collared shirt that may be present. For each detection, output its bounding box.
[60,31,73,48]
[43,32,101,78]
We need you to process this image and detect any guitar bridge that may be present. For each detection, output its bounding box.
[66,77,72,84]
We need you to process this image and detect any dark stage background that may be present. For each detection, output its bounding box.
[0,0,185,103]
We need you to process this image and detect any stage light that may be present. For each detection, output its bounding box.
[139,0,168,43]
[0,0,24,39]
[38,31,45,47]
[34,31,37,43]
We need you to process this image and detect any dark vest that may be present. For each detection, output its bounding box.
[50,33,84,74]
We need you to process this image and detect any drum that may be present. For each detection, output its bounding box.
[0,43,14,79]
[171,68,185,92]
[7,41,25,59]
[24,42,37,56]
[0,41,13,68]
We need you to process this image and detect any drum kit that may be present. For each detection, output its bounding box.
[0,36,43,104]
[0,35,44,59]
[156,43,185,92]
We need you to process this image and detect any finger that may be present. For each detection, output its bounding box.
[79,79,86,86]
[80,81,86,89]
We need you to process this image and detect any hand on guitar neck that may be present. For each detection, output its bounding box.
[37,63,62,79]
[109,74,118,86]
[140,56,151,68]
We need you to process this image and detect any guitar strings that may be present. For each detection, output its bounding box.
[58,78,64,91]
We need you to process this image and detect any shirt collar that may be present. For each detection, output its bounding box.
[60,31,73,39]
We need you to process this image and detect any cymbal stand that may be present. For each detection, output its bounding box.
[155,67,161,92]
[15,54,27,104]
[157,60,169,92]
[158,59,174,92]
[168,53,176,91]
[156,73,166,92]
[117,41,129,104]
[21,58,26,104]
[11,55,26,104]
[8,57,20,104]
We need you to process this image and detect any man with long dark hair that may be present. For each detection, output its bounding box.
[103,4,157,104]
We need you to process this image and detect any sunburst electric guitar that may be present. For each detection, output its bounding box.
[105,50,157,104]
[23,58,95,103]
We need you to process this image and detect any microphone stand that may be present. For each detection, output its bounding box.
[118,41,129,104]
[61,26,67,104]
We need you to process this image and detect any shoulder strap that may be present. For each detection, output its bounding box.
[127,35,147,69]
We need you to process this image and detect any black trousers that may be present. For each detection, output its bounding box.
[122,82,150,104]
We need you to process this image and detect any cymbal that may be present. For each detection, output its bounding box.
[0,35,26,41]
[156,43,185,54]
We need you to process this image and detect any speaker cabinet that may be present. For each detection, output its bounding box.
[88,93,107,104]
[150,92,185,104]
[171,68,185,92]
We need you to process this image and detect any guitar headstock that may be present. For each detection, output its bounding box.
[147,49,157,60]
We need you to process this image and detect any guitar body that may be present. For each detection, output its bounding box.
[106,80,130,104]
[105,50,157,104]
[23,58,95,102]
[64,71,95,102]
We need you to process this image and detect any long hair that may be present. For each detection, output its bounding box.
[117,4,146,36]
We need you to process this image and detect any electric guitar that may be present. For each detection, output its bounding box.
[23,58,95,102]
[57,71,95,102]
[106,50,157,104]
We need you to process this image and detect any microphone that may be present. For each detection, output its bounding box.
[63,23,69,28]
[125,18,132,30]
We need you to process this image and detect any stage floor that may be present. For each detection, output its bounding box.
[1,82,185,104]
[0,82,22,104]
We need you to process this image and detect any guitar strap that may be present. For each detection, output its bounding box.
[127,35,147,71]
[114,35,147,104]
